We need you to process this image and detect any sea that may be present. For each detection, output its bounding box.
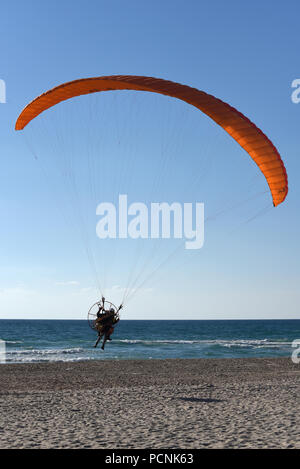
[0,319,299,363]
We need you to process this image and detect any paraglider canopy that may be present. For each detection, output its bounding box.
[15,75,288,207]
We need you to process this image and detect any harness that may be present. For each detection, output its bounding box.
[95,311,119,333]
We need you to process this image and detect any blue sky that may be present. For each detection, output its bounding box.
[0,0,299,319]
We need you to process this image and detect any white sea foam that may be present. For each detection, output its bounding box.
[117,338,293,348]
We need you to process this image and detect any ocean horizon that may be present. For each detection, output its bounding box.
[1,319,299,363]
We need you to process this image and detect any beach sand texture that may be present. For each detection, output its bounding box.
[0,358,299,449]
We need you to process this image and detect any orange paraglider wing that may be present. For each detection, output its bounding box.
[15,75,288,206]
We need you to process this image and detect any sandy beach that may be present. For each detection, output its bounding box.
[0,357,299,449]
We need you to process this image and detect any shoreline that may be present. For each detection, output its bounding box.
[0,357,299,448]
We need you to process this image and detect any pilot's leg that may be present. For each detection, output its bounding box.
[101,335,107,350]
[94,334,101,348]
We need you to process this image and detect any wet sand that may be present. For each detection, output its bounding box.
[0,357,299,448]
